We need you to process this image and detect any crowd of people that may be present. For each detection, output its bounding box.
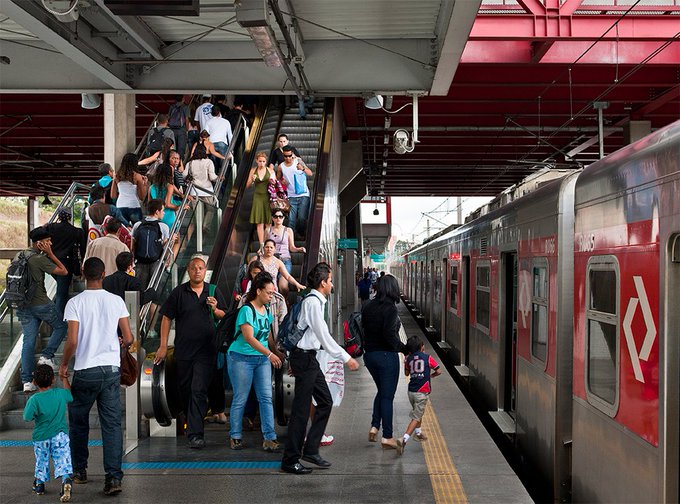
[14,94,442,498]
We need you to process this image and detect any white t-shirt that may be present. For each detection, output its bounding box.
[194,103,213,132]
[64,289,130,370]
[131,217,170,241]
[279,160,310,198]
[205,117,233,145]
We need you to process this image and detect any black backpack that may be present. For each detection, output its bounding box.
[5,250,38,309]
[145,127,167,158]
[277,294,321,352]
[168,104,184,128]
[133,220,163,264]
[215,303,256,353]
[343,311,365,357]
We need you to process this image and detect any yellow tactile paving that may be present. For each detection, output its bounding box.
[421,401,468,504]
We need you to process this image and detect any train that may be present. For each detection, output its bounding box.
[392,120,680,503]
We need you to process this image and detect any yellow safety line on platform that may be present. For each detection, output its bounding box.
[422,402,468,504]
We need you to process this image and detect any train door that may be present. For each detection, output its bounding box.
[461,256,471,367]
[665,234,680,502]
[500,252,518,415]
[420,261,425,310]
[441,258,448,338]
[430,259,435,324]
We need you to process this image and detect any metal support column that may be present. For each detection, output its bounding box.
[124,290,141,455]
[593,101,609,160]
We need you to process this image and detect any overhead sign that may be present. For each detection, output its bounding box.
[370,254,386,262]
[338,238,359,249]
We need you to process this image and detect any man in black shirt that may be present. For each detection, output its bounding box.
[46,209,86,314]
[156,255,227,449]
[268,133,301,171]
[103,252,156,306]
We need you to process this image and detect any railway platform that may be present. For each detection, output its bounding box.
[0,302,531,504]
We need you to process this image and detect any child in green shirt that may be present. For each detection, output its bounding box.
[23,364,73,502]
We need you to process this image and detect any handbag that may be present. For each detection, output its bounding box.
[120,347,138,386]
[270,197,290,213]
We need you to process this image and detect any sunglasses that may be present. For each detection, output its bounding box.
[273,215,284,218]
[283,154,293,158]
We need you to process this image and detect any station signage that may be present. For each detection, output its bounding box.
[338,238,359,249]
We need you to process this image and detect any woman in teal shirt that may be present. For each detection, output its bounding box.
[227,272,283,451]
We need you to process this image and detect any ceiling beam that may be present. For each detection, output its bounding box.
[430,0,481,96]
[1,0,131,90]
[92,0,164,60]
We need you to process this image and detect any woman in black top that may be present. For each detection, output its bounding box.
[361,274,406,450]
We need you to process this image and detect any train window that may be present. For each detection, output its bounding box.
[476,263,490,331]
[585,257,620,413]
[449,263,458,313]
[531,260,548,362]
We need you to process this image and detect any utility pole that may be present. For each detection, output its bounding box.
[426,219,430,238]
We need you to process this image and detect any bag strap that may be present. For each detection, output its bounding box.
[208,283,217,326]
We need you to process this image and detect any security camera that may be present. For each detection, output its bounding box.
[393,129,414,154]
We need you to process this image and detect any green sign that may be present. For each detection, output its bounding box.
[370,254,386,262]
[338,238,358,249]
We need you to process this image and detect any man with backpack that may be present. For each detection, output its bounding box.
[131,199,171,290]
[357,271,372,307]
[85,185,130,231]
[280,262,359,475]
[168,96,190,161]
[145,114,175,159]
[10,227,69,393]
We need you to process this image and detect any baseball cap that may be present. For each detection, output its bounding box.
[202,94,211,98]
[29,226,50,242]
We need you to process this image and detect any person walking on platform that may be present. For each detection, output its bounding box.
[23,364,73,501]
[361,274,407,450]
[228,272,283,452]
[155,255,227,449]
[397,335,441,455]
[357,271,372,307]
[16,227,69,393]
[58,257,134,496]
[247,152,276,252]
[281,262,359,475]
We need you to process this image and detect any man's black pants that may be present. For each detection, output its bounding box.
[176,358,213,439]
[282,350,332,466]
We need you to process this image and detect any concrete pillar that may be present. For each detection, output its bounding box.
[26,197,40,244]
[104,94,136,169]
[624,120,651,145]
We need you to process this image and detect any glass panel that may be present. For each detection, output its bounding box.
[533,266,548,299]
[588,320,617,404]
[450,265,458,311]
[532,303,548,361]
[476,290,490,329]
[477,266,490,288]
[589,269,617,314]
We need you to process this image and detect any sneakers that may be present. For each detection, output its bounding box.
[72,470,87,484]
[381,438,398,450]
[23,382,38,393]
[188,436,205,449]
[262,439,281,452]
[230,438,244,450]
[60,478,72,502]
[320,434,334,446]
[396,438,405,456]
[32,479,45,495]
[103,479,122,496]
[414,432,428,441]
[37,355,56,369]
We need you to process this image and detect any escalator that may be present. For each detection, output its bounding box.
[141,98,337,428]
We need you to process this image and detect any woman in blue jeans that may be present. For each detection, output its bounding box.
[361,274,406,450]
[227,272,283,451]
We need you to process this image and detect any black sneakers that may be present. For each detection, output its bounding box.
[60,478,72,502]
[72,470,87,484]
[32,479,45,495]
[103,479,122,496]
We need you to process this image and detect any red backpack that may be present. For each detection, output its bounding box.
[343,311,364,357]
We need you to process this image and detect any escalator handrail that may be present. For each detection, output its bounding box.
[300,98,335,282]
[134,113,160,157]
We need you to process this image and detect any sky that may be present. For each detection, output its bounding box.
[360,196,493,245]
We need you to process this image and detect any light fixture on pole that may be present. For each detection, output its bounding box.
[81,93,101,109]
[364,94,384,110]
[41,193,53,206]
[363,93,422,154]
[373,203,379,216]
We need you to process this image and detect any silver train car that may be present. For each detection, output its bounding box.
[393,120,680,502]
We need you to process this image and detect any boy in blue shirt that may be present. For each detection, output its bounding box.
[398,336,441,455]
[23,364,73,501]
